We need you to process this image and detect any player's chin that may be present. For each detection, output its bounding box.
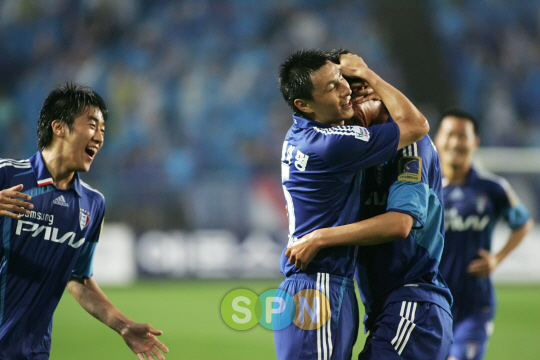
[341,105,354,119]
[77,161,93,173]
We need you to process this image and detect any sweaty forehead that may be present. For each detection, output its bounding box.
[311,61,340,90]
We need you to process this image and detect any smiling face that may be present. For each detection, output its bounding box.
[56,106,105,173]
[294,61,353,125]
[435,115,479,170]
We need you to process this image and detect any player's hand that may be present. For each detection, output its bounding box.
[467,249,498,277]
[339,53,370,80]
[120,322,169,360]
[0,184,33,219]
[285,230,324,271]
[346,83,387,127]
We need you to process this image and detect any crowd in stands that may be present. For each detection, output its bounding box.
[1,0,538,231]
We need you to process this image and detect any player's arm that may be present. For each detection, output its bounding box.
[0,184,34,219]
[67,277,169,360]
[339,53,428,149]
[286,212,413,270]
[467,218,534,277]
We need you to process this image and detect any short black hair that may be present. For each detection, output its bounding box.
[37,83,108,150]
[278,49,338,118]
[440,108,479,135]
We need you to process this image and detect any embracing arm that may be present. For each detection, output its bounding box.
[285,212,414,270]
[67,277,169,360]
[339,53,428,149]
[468,218,534,277]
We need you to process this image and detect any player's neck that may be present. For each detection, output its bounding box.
[442,162,471,185]
[41,149,76,190]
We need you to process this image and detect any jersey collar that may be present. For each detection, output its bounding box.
[30,152,83,197]
[292,114,333,129]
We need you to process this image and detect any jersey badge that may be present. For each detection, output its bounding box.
[80,208,91,230]
[475,195,488,213]
[352,126,370,142]
[397,156,422,182]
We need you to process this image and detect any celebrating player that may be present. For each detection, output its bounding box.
[435,109,533,360]
[275,49,429,359]
[286,81,453,360]
[0,83,169,360]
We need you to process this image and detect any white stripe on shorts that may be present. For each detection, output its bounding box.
[316,273,333,360]
[317,273,322,360]
[391,301,417,355]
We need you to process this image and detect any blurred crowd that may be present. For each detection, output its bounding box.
[0,0,538,233]
[429,0,540,147]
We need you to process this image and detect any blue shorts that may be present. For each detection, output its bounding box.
[274,272,359,360]
[358,301,453,360]
[448,311,494,360]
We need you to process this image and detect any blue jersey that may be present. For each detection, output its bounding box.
[280,115,399,278]
[0,152,105,359]
[439,167,530,317]
[355,135,452,331]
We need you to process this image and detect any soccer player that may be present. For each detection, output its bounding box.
[0,83,169,360]
[275,49,429,360]
[435,109,533,360]
[286,86,453,360]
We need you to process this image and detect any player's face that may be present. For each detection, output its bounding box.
[435,116,478,168]
[302,61,353,125]
[62,106,105,173]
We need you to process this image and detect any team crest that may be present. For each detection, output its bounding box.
[475,195,488,213]
[80,208,91,230]
[397,156,422,183]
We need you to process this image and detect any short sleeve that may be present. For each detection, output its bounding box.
[308,120,400,172]
[497,178,531,229]
[387,181,429,229]
[385,137,434,229]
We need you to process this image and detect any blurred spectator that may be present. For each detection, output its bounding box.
[1,0,538,232]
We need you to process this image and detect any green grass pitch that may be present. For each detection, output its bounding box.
[50,280,540,359]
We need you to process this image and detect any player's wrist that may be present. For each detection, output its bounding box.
[312,229,331,250]
[115,319,135,336]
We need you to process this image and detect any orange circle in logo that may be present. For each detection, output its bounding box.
[292,289,330,330]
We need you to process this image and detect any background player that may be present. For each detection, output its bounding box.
[286,84,452,360]
[0,83,169,360]
[275,49,429,359]
[435,109,533,360]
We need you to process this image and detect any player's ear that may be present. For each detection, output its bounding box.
[294,99,314,114]
[474,136,480,148]
[51,120,66,138]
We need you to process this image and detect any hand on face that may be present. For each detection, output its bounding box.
[339,53,370,79]
[346,82,385,127]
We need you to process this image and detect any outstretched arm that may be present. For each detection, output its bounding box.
[468,218,534,277]
[339,53,429,149]
[285,212,414,270]
[0,184,34,219]
[67,277,169,360]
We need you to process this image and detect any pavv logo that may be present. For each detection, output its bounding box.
[221,288,330,331]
